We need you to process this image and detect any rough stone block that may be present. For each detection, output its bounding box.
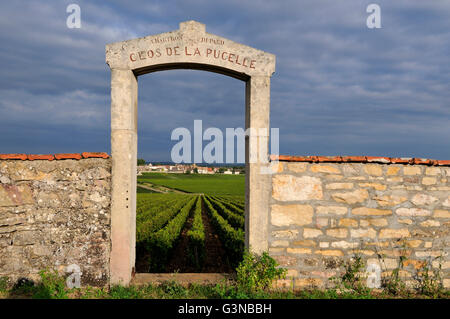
[272,175,323,201]
[316,206,347,215]
[403,166,421,175]
[434,210,450,218]
[379,228,410,239]
[359,182,386,191]
[287,248,311,254]
[310,165,340,174]
[339,218,358,227]
[326,228,348,238]
[422,177,436,185]
[303,228,323,238]
[396,208,431,217]
[350,228,377,238]
[364,165,383,176]
[352,207,392,216]
[332,189,368,204]
[325,183,353,190]
[271,204,313,226]
[374,194,407,206]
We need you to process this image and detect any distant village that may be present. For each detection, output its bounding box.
[137,162,245,175]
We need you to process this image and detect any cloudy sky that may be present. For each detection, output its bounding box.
[0,0,449,162]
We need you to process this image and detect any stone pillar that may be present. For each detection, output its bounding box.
[245,76,271,254]
[110,69,138,285]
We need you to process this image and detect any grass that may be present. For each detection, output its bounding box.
[137,172,245,195]
[3,280,449,300]
[2,252,448,300]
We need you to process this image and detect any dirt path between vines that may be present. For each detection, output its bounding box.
[164,197,232,273]
[199,197,233,273]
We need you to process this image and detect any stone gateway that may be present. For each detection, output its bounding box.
[106,21,275,285]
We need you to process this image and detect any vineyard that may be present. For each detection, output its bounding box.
[135,174,245,273]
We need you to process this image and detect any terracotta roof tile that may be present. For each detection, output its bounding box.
[0,153,110,161]
[270,155,450,166]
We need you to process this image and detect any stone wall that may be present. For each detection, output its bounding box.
[269,156,450,290]
[0,153,111,286]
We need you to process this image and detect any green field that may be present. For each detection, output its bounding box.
[137,172,245,195]
[136,172,245,272]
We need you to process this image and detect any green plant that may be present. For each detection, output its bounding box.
[0,277,9,293]
[203,196,244,267]
[236,250,287,293]
[109,285,143,299]
[331,254,369,294]
[149,196,197,271]
[382,254,408,295]
[160,280,188,298]
[32,269,68,299]
[187,197,205,270]
[413,257,444,298]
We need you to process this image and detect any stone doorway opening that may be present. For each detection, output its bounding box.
[134,69,245,275]
[106,21,275,285]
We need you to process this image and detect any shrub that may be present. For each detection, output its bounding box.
[33,269,68,299]
[236,250,287,293]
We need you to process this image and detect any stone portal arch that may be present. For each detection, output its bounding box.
[106,21,275,285]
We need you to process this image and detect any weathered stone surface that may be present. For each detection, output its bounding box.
[403,166,421,175]
[287,162,308,173]
[292,240,316,247]
[303,228,323,238]
[360,218,388,227]
[387,166,400,176]
[434,210,450,218]
[352,207,392,216]
[374,194,407,207]
[411,193,438,205]
[364,165,383,176]
[331,241,359,249]
[0,159,111,286]
[396,208,431,217]
[332,189,368,204]
[310,165,340,174]
[272,229,299,239]
[271,240,289,247]
[420,220,440,227]
[315,217,328,228]
[379,228,410,239]
[295,278,323,288]
[442,197,450,207]
[339,218,358,227]
[315,250,344,256]
[359,182,386,191]
[273,255,297,267]
[0,184,34,206]
[350,228,377,238]
[326,228,348,238]
[422,177,436,185]
[287,248,311,254]
[425,167,441,176]
[272,175,323,201]
[325,183,353,190]
[316,206,347,215]
[271,204,313,226]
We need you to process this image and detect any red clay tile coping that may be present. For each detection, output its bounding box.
[0,152,109,161]
[270,155,450,166]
